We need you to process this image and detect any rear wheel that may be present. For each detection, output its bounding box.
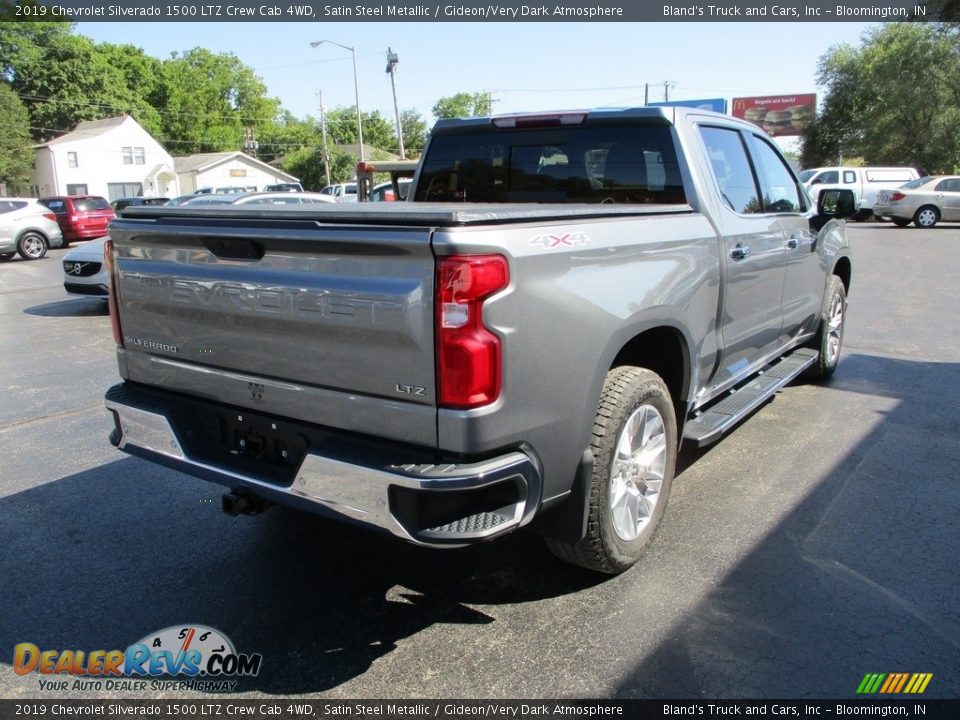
[914,206,940,228]
[546,367,677,574]
[17,231,48,260]
[807,276,846,381]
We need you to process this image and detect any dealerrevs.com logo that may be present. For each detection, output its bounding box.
[14,625,262,693]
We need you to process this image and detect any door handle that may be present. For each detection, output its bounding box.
[730,244,751,260]
[786,238,799,249]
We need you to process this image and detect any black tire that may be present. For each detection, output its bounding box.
[546,367,677,574]
[913,205,939,228]
[16,231,48,260]
[806,276,847,381]
[891,218,911,228]
[0,252,15,262]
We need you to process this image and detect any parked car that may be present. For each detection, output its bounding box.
[166,192,336,208]
[319,182,358,202]
[38,195,115,245]
[62,236,109,297]
[263,183,304,192]
[111,197,170,213]
[230,192,335,205]
[164,195,201,206]
[873,175,960,228]
[370,178,412,202]
[802,166,919,220]
[178,194,248,206]
[0,198,64,261]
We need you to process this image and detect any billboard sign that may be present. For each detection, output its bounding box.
[731,94,816,136]
[649,98,728,114]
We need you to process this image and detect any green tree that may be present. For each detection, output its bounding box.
[0,83,32,189]
[279,144,354,190]
[158,48,280,154]
[400,109,428,155]
[432,92,491,120]
[256,110,319,163]
[801,23,960,173]
[326,106,397,152]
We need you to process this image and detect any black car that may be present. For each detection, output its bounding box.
[111,197,170,213]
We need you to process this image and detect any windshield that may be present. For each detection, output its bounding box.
[414,121,686,204]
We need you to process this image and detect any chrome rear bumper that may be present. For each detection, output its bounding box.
[105,383,540,547]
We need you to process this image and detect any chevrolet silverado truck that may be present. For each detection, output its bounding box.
[103,108,855,574]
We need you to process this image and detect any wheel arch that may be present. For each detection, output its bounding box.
[832,255,852,294]
[16,226,49,243]
[530,320,693,545]
[609,325,692,431]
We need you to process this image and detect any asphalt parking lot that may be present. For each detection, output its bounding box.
[1,224,958,700]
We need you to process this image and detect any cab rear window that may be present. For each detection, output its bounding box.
[414,122,686,204]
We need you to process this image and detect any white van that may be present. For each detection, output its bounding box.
[802,166,919,219]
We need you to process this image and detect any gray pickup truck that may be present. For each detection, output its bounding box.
[103,108,854,574]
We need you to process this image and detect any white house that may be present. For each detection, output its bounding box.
[174,152,299,193]
[31,115,179,200]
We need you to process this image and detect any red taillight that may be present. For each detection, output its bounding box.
[42,212,56,222]
[889,191,906,201]
[103,239,124,348]
[436,255,509,409]
[69,215,79,223]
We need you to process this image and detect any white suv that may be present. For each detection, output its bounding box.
[0,198,65,261]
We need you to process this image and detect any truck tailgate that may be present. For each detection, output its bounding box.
[108,212,437,447]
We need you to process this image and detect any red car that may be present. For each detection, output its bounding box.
[38,196,115,245]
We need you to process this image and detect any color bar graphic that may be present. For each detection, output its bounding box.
[857,673,932,694]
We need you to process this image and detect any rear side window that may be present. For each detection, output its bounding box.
[414,121,686,204]
[41,199,67,214]
[74,197,111,212]
[700,126,759,214]
[866,170,915,183]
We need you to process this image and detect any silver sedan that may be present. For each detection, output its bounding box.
[873,175,960,228]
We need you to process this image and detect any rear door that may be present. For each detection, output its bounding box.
[698,124,786,387]
[108,209,438,446]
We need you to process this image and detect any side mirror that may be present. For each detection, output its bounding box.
[817,188,857,219]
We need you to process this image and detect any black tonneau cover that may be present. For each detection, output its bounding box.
[118,202,694,227]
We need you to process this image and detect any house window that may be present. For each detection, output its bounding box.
[107,182,143,201]
[134,147,145,165]
[122,147,132,165]
[67,152,78,168]
[66,184,88,195]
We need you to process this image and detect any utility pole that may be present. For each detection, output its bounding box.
[242,127,258,157]
[318,91,331,187]
[644,84,649,106]
[385,48,405,159]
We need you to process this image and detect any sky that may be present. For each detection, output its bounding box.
[75,21,880,142]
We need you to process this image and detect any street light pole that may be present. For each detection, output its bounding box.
[385,48,405,159]
[310,39,364,162]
